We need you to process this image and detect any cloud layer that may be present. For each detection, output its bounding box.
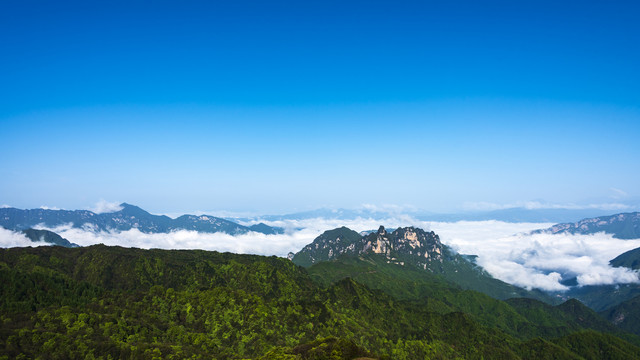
[0,227,48,247]
[1,217,639,292]
[431,221,640,291]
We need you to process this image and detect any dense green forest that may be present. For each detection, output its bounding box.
[1,245,639,359]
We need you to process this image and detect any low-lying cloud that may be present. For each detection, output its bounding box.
[0,227,45,247]
[1,217,639,292]
[88,200,124,214]
[430,221,640,291]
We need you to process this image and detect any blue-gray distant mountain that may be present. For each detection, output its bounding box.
[0,203,283,235]
[532,212,640,239]
[234,208,400,222]
[247,222,283,235]
[21,229,79,248]
[240,207,619,224]
[418,207,617,223]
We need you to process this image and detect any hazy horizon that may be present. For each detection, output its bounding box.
[1,200,639,221]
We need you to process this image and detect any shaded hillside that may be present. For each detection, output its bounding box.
[21,228,78,247]
[600,295,640,337]
[610,246,640,270]
[307,255,632,344]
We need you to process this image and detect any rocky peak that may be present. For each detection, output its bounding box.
[292,225,447,269]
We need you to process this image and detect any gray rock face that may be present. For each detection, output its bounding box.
[292,225,446,269]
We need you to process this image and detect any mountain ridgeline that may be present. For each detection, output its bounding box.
[0,203,282,236]
[293,225,552,302]
[533,212,640,239]
[21,229,78,247]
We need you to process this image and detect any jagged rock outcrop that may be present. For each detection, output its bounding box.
[292,225,446,269]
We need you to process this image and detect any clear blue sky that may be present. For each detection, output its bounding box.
[1,0,639,214]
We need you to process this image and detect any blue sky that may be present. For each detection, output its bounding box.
[1,1,639,214]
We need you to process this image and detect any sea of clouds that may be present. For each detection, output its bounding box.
[2,215,640,292]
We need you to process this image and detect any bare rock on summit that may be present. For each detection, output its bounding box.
[292,225,445,269]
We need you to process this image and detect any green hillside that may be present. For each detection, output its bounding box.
[294,226,552,302]
[1,245,639,359]
[306,255,637,344]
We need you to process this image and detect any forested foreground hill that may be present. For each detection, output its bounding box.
[1,246,640,359]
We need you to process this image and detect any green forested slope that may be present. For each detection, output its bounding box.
[307,255,639,344]
[600,295,640,336]
[0,245,638,359]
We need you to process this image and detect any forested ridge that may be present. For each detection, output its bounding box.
[1,245,639,359]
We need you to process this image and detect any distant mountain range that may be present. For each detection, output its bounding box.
[533,212,640,239]
[0,203,283,237]
[236,206,631,224]
[419,207,627,223]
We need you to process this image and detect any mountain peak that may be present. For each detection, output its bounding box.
[292,225,446,269]
[117,203,150,216]
[118,202,138,209]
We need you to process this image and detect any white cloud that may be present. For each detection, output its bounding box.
[431,221,640,291]
[39,205,61,210]
[38,216,433,258]
[610,187,629,199]
[5,214,640,292]
[0,228,53,248]
[0,204,11,209]
[43,224,320,257]
[89,200,123,214]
